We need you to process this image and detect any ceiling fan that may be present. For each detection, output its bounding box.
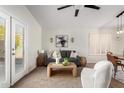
[57,5,100,17]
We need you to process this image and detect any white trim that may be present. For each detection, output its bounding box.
[25,25,29,75]
[11,17,28,85]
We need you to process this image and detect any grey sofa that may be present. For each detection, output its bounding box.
[44,50,87,66]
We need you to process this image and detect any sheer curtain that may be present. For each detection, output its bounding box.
[89,31,112,55]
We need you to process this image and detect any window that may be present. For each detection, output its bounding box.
[0,17,5,40]
[89,31,112,55]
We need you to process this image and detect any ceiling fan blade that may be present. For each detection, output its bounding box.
[84,5,100,10]
[57,5,73,10]
[75,9,79,17]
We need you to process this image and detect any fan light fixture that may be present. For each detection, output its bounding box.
[117,30,124,34]
[57,5,100,17]
[73,5,82,9]
[116,10,124,34]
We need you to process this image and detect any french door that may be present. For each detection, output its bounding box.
[11,18,27,85]
[0,10,27,88]
[0,11,10,88]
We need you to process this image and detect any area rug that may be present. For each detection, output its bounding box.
[13,67,83,88]
[13,64,124,88]
[114,70,124,84]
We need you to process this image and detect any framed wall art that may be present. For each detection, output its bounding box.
[56,35,68,47]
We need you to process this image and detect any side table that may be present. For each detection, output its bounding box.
[36,53,45,67]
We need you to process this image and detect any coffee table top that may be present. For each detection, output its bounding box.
[47,62,77,68]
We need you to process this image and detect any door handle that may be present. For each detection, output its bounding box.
[12,48,15,51]
[12,53,15,55]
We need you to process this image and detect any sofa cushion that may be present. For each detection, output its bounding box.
[60,50,67,58]
[59,58,64,62]
[69,57,77,62]
[47,58,55,62]
[60,50,72,58]
[69,57,80,66]
[66,50,71,58]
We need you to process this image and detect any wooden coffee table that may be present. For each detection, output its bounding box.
[47,62,77,77]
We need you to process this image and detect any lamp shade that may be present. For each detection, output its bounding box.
[52,50,61,58]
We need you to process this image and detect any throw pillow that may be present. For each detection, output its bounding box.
[60,50,67,58]
[52,50,61,59]
[70,50,78,58]
[66,50,71,58]
[47,50,53,58]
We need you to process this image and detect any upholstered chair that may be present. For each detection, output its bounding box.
[81,60,113,88]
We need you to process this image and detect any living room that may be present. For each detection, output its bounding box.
[28,5,124,88]
[0,3,124,89]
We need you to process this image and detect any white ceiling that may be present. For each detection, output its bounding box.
[26,5,124,30]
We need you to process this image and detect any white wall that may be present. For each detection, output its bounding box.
[26,5,124,63]
[42,27,107,63]
[0,6,42,72]
[42,26,124,63]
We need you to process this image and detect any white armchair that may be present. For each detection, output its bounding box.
[81,60,113,88]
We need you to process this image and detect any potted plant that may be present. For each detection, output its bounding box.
[62,57,69,66]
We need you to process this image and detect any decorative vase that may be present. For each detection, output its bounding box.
[55,58,59,64]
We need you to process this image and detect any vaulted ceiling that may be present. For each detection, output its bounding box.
[26,5,124,30]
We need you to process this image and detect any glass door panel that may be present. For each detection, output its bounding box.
[0,11,10,88]
[0,17,6,84]
[15,24,24,75]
